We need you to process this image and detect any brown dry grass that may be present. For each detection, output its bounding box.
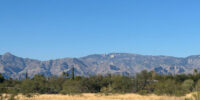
[14,93,194,100]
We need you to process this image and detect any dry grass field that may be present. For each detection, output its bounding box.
[14,93,194,100]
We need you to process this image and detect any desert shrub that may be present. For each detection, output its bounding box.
[0,74,5,83]
[195,79,200,91]
[138,90,149,95]
[60,80,82,94]
[81,76,103,93]
[182,79,194,93]
[154,79,185,96]
[109,75,133,93]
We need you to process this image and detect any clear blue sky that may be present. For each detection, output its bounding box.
[0,0,200,60]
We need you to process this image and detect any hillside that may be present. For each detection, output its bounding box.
[0,52,200,78]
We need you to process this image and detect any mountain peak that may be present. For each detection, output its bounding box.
[3,52,14,57]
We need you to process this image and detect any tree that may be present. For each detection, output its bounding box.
[62,72,69,79]
[72,67,75,80]
[195,79,200,91]
[109,75,133,93]
[60,80,82,94]
[25,72,29,80]
[81,76,103,93]
[194,69,198,76]
[134,70,153,93]
[47,76,63,94]
[0,73,5,83]
[154,79,184,96]
[151,71,157,80]
[31,75,48,93]
[19,79,34,96]
[181,79,194,93]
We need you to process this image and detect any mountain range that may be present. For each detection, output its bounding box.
[1,52,200,79]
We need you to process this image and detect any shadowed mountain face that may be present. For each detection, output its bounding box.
[0,52,200,79]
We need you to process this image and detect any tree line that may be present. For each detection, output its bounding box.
[1,68,200,99]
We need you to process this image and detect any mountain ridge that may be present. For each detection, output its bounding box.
[1,52,200,79]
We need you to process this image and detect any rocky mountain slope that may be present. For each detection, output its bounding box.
[0,52,200,79]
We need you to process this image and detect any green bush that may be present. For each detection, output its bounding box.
[60,80,82,94]
[154,79,185,96]
[182,79,194,93]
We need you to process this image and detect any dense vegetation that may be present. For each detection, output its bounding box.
[1,68,200,99]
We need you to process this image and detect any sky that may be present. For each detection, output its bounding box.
[0,0,200,60]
